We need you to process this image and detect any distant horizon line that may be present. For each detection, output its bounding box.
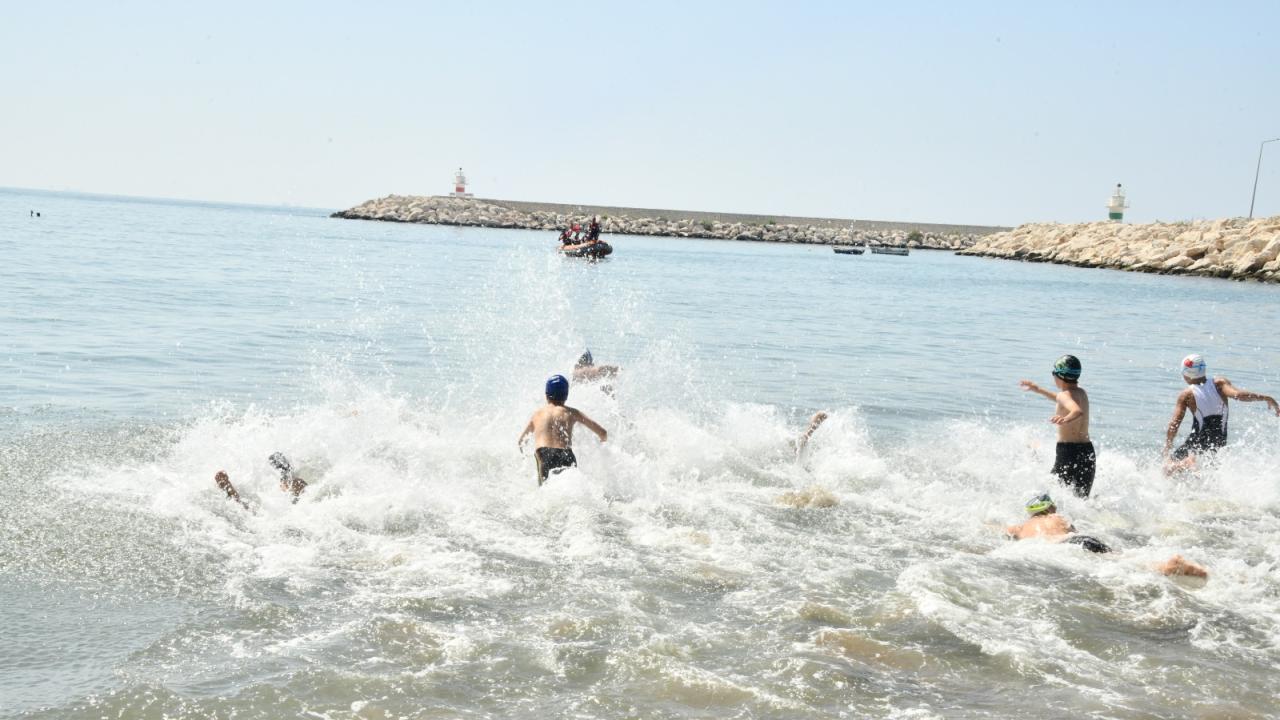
[0,185,336,214]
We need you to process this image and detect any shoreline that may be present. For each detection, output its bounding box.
[331,195,1006,250]
[959,216,1280,283]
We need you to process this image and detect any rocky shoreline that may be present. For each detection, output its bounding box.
[958,216,1280,283]
[331,195,996,250]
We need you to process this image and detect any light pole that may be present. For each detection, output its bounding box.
[1249,137,1280,219]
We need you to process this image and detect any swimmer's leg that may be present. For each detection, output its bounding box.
[1156,554,1208,579]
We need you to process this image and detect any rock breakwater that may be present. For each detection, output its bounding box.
[959,216,1280,283]
[331,195,994,250]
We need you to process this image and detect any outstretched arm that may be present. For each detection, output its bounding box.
[215,471,250,511]
[1020,380,1057,403]
[796,411,829,453]
[573,410,608,442]
[1164,394,1188,455]
[1218,378,1280,415]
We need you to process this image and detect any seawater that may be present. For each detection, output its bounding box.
[2,188,1279,719]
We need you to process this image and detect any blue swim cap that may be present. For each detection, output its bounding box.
[545,374,569,402]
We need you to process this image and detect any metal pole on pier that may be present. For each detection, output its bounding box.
[1249,138,1280,219]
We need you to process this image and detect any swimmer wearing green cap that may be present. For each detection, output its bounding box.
[1004,493,1208,578]
[1019,355,1095,498]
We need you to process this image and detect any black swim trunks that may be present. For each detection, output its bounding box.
[1064,534,1112,554]
[1172,415,1226,460]
[535,447,577,486]
[1052,441,1096,498]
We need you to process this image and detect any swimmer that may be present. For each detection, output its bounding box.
[1020,354,1095,498]
[213,453,308,510]
[1005,493,1207,578]
[1163,354,1279,474]
[571,350,619,384]
[268,452,308,501]
[518,374,608,486]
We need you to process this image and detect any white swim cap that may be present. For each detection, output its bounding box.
[1181,354,1206,380]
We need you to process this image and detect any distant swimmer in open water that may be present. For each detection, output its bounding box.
[1020,355,1095,498]
[518,374,608,486]
[1005,493,1207,578]
[1164,353,1279,474]
[214,452,309,510]
[572,349,619,385]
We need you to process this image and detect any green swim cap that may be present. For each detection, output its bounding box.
[1052,355,1082,381]
[1025,493,1055,515]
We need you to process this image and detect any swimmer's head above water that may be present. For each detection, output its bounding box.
[1051,355,1082,384]
[1181,353,1207,382]
[1025,492,1056,516]
[545,374,570,404]
[576,350,593,368]
[268,452,292,477]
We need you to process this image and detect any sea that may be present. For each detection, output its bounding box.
[2,187,1279,719]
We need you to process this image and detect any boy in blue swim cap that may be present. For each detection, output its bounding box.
[1019,354,1095,498]
[518,374,608,486]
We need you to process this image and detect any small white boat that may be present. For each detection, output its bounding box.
[870,246,909,256]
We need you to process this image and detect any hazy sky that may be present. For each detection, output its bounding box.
[3,1,1278,224]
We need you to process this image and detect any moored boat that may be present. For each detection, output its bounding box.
[870,246,909,256]
[833,246,864,255]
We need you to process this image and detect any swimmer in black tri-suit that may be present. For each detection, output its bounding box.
[1163,354,1279,474]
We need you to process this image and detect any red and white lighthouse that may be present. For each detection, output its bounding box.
[452,168,473,198]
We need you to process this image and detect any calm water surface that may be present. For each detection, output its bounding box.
[2,188,1279,719]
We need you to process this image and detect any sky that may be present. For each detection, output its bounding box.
[2,1,1278,225]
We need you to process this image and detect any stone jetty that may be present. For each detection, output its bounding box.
[958,216,1280,283]
[331,195,1002,250]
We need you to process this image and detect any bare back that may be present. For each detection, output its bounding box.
[1007,513,1074,540]
[530,405,577,449]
